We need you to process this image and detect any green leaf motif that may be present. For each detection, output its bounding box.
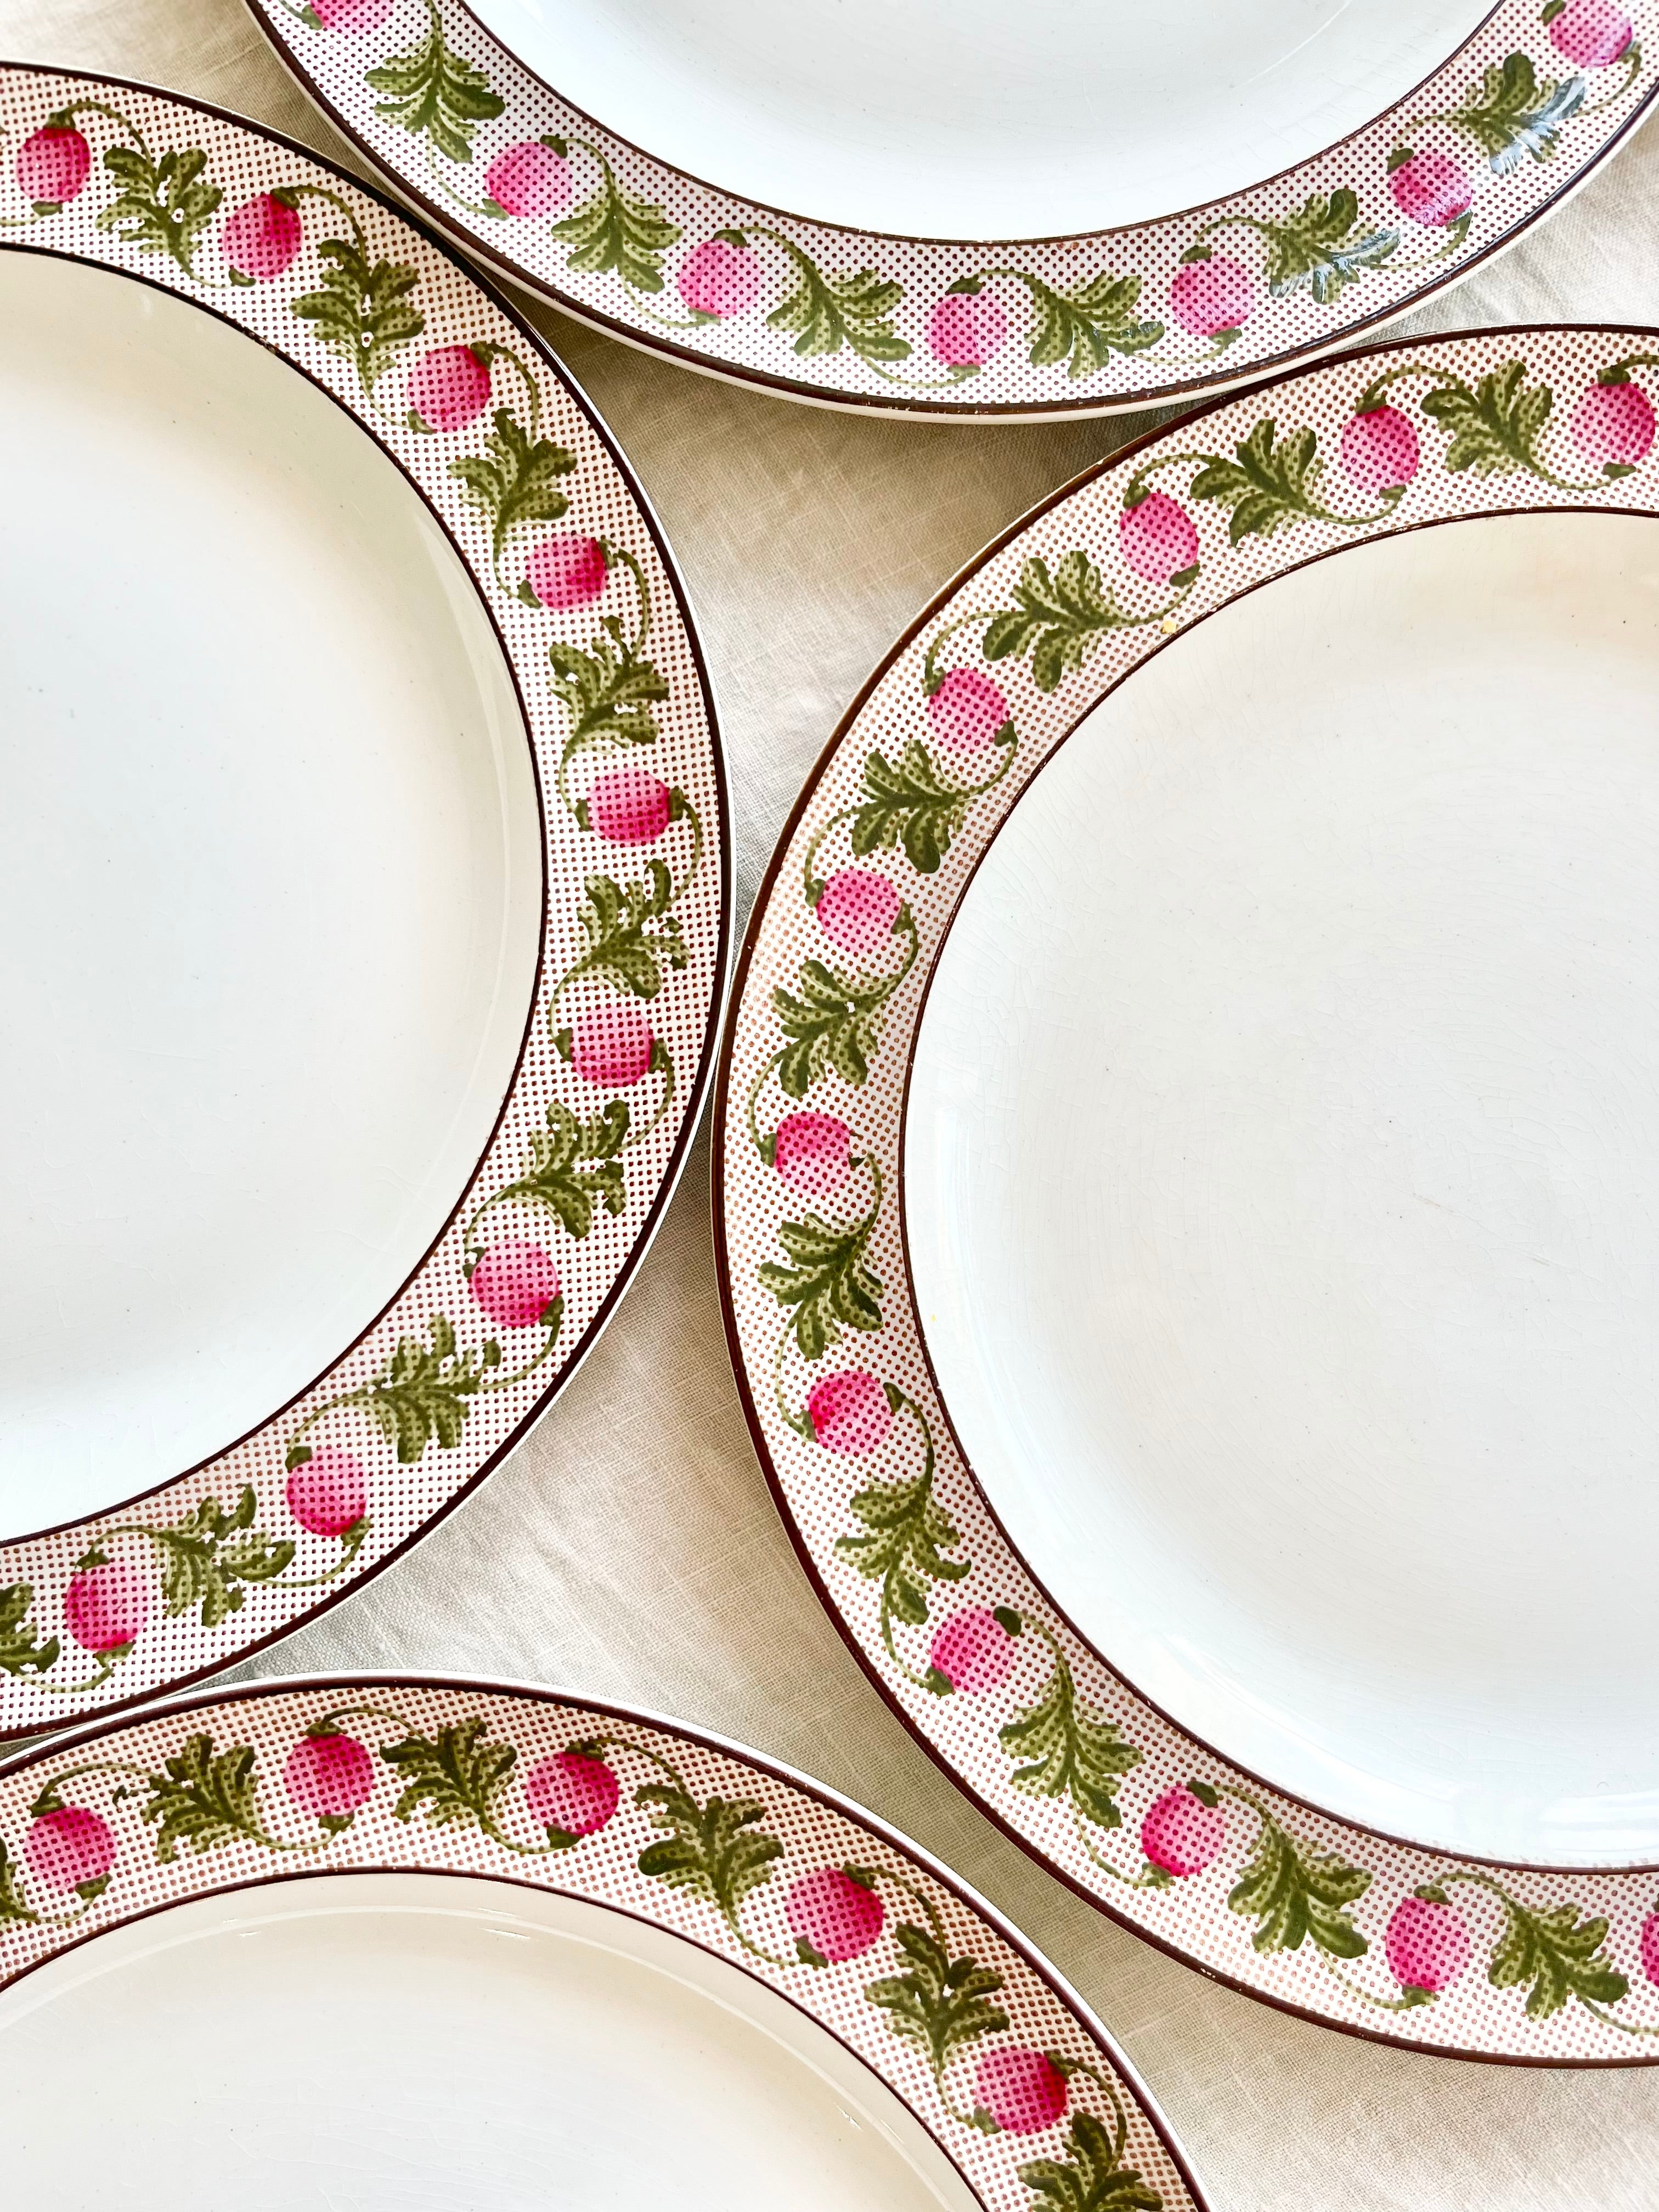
[837,1463,969,1631]
[567,861,686,1000]
[364,0,505,163]
[97,142,221,274]
[493,1098,629,1240]
[981,551,1138,692]
[768,246,910,363]
[139,1734,268,1862]
[1009,270,1162,380]
[1434,52,1586,173]
[549,629,670,759]
[356,1314,499,1462]
[1417,359,1556,478]
[1226,1801,1371,1958]
[1189,417,1335,544]
[998,1644,1142,1831]
[0,1583,59,1678]
[1251,189,1400,304]
[380,1717,517,1830]
[864,1921,1008,2076]
[290,235,425,396]
[773,960,893,1097]
[143,1486,295,1629]
[634,1772,785,1933]
[1019,2114,1164,2212]
[850,741,992,876]
[759,1203,883,1361]
[449,409,575,569]
[0,1837,39,1927]
[1485,1889,1628,2018]
[551,153,680,292]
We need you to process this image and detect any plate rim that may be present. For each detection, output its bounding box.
[0,58,732,1733]
[714,321,1659,2061]
[240,0,1659,420]
[0,1668,1213,2212]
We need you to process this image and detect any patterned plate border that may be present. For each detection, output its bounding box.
[0,63,729,1736]
[716,323,1659,2061]
[0,1673,1209,2212]
[237,0,1659,421]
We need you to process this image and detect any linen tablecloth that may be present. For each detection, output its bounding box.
[10,1,1659,2200]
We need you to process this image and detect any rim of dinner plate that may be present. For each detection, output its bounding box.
[242,0,1659,419]
[0,1669,1215,2212]
[713,324,1659,2061]
[0,60,732,1732]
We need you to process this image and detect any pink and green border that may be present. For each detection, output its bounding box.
[0,64,729,1735]
[244,0,1657,418]
[0,1674,1209,2212]
[716,323,1659,2059]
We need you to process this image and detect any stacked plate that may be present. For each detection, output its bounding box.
[4,0,1659,2200]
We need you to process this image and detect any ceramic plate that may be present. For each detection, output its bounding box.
[0,65,727,1735]
[239,0,1658,421]
[718,323,1659,2059]
[0,1675,1207,2212]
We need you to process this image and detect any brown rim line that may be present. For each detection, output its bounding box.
[0,63,733,1734]
[712,323,1659,2063]
[0,1670,1215,2212]
[239,0,1659,421]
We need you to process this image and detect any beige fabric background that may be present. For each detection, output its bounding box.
[11,1,1659,2200]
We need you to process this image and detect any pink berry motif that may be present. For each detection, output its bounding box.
[814,868,902,961]
[486,138,572,220]
[928,1607,1019,1696]
[1384,1893,1471,1996]
[312,0,396,25]
[927,286,1009,370]
[1388,150,1473,228]
[974,2047,1068,2135]
[678,235,763,320]
[1139,1785,1228,1880]
[1641,1908,1659,1986]
[222,191,303,283]
[524,532,608,608]
[1570,374,1656,470]
[284,1730,376,1825]
[926,668,1010,752]
[63,1559,151,1654]
[772,1111,853,1197]
[584,765,673,844]
[1118,491,1199,587]
[286,1447,367,1538]
[1341,404,1420,493]
[523,1748,619,1838]
[806,1369,894,1454]
[1548,0,1634,67]
[24,1805,116,1896]
[16,123,91,209]
[407,342,493,433]
[470,1238,561,1329]
[1170,255,1254,338]
[787,1865,885,1965]
[566,1005,656,1087]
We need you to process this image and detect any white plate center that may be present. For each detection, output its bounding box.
[0,255,541,1534]
[908,510,1659,1864]
[0,1873,973,2210]
[476,0,1489,238]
